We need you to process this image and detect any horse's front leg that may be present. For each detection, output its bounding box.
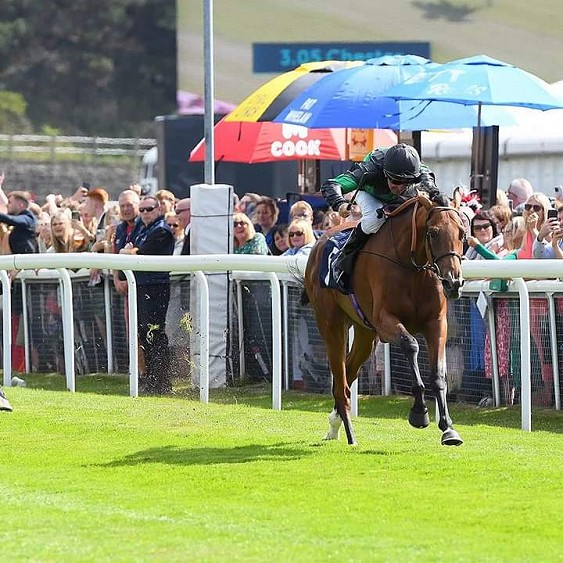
[425,320,463,446]
[396,327,430,429]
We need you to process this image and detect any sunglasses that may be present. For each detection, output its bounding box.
[167,223,179,228]
[384,171,408,186]
[175,208,190,214]
[288,231,304,238]
[234,221,247,227]
[524,204,542,212]
[139,205,157,213]
[473,223,492,231]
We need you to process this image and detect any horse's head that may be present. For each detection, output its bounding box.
[423,200,466,299]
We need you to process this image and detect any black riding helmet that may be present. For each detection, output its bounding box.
[383,143,421,183]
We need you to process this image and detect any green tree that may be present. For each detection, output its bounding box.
[0,90,32,133]
[0,0,176,135]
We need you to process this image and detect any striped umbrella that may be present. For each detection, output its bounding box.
[225,60,363,123]
[189,119,348,163]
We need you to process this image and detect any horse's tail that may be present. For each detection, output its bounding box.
[287,262,310,305]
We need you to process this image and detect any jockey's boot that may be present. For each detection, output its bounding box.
[0,388,13,412]
[333,225,370,289]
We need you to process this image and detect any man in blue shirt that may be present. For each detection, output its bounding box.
[120,195,175,394]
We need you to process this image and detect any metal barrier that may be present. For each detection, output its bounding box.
[0,254,562,432]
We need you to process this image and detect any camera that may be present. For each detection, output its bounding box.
[71,210,81,221]
[547,208,558,220]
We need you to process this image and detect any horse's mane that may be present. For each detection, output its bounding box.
[382,192,434,219]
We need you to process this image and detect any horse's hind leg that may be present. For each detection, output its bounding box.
[333,325,377,444]
[320,322,375,445]
[322,321,349,442]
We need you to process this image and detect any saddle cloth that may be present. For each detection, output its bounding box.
[319,228,354,294]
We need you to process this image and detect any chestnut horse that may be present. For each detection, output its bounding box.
[304,195,466,446]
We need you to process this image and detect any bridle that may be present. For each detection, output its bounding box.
[420,205,465,279]
[361,197,464,279]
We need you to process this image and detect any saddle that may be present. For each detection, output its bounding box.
[320,196,421,295]
[320,228,353,293]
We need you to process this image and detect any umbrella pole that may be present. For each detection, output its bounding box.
[298,160,305,192]
[471,103,483,196]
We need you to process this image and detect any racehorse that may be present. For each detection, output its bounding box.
[303,194,466,446]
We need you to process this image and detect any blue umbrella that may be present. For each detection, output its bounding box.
[273,54,518,130]
[384,55,563,197]
[383,55,563,126]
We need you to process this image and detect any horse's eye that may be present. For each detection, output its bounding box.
[427,229,438,240]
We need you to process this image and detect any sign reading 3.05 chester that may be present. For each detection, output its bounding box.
[253,42,431,73]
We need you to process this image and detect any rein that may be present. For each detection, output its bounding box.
[360,196,464,276]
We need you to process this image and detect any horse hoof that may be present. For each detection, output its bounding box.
[323,432,339,441]
[409,407,430,429]
[441,428,463,446]
[0,399,13,412]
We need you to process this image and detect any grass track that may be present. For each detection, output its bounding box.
[0,379,561,561]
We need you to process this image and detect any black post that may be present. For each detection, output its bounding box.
[471,126,498,209]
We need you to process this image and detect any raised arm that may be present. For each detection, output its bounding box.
[0,173,8,212]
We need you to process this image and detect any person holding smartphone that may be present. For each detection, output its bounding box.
[533,205,563,259]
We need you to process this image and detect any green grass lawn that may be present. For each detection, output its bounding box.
[1,377,561,561]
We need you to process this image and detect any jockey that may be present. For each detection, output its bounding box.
[320,143,450,286]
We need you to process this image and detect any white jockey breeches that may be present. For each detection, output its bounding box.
[356,191,386,235]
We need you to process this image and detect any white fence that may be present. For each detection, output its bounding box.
[1,253,562,433]
[0,134,156,159]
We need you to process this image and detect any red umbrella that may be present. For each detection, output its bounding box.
[189,119,348,163]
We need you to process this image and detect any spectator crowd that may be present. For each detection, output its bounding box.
[0,170,561,408]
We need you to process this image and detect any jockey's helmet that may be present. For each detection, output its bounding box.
[383,143,421,183]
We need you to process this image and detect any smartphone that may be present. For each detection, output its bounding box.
[82,182,91,190]
[547,208,558,220]
[71,210,81,221]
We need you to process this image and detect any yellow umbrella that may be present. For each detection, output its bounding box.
[225,60,363,123]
